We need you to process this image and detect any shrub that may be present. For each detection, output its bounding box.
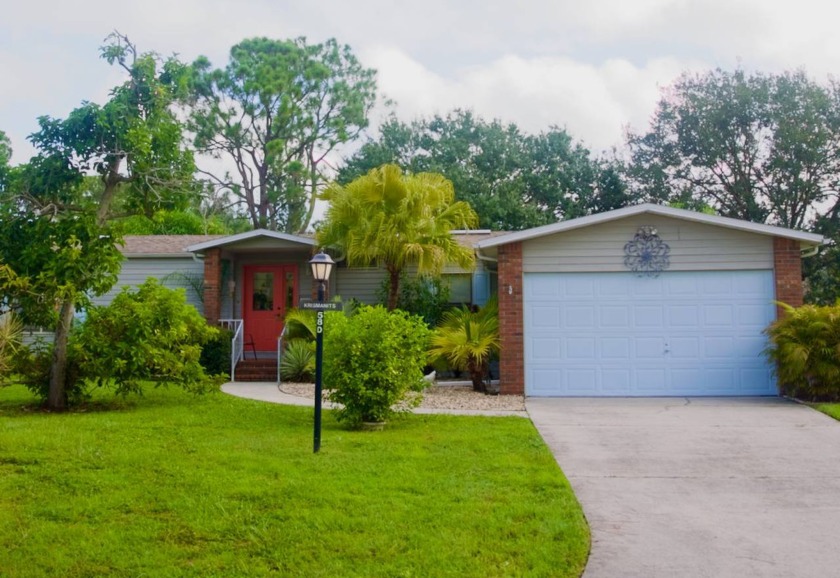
[377,273,451,327]
[764,302,840,401]
[429,297,500,392]
[72,279,220,396]
[200,327,233,377]
[280,339,315,382]
[324,305,431,427]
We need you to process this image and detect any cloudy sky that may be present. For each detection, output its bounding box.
[2,0,839,166]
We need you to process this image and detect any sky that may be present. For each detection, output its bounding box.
[2,0,840,167]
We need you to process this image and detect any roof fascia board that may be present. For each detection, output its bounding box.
[185,229,316,253]
[474,204,825,248]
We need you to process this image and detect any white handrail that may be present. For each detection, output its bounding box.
[219,319,243,381]
[277,325,287,386]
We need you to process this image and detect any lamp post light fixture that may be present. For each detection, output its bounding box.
[308,250,335,453]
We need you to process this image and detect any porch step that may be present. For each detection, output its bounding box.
[234,359,277,382]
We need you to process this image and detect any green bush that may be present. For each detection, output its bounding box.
[11,338,88,404]
[324,305,431,427]
[280,339,315,382]
[200,327,233,377]
[377,273,451,327]
[11,279,222,403]
[73,279,220,395]
[764,302,840,401]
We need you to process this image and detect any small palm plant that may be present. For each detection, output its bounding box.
[429,297,500,393]
[765,302,840,401]
[279,339,316,382]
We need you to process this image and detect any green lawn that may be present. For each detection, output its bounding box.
[0,385,589,577]
[815,403,840,421]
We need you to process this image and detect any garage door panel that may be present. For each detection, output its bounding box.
[566,277,596,296]
[530,369,563,395]
[599,306,630,328]
[636,337,666,358]
[634,306,664,328]
[565,306,595,327]
[566,369,598,394]
[601,337,630,359]
[524,271,776,397]
[527,275,561,298]
[531,338,560,359]
[567,338,595,359]
[704,304,735,326]
[669,337,700,358]
[667,304,700,326]
[738,304,771,327]
[601,369,631,394]
[635,368,668,393]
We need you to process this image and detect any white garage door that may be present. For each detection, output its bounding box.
[524,271,777,396]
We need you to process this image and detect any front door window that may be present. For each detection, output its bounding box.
[252,272,274,311]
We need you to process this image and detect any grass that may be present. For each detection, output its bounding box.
[0,385,589,577]
[815,403,840,421]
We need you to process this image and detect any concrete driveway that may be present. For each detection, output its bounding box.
[526,397,840,578]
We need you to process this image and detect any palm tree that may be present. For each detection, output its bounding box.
[429,298,500,392]
[317,164,478,310]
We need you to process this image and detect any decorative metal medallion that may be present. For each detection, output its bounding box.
[623,226,670,277]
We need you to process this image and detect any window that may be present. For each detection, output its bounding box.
[252,272,274,311]
[445,274,472,305]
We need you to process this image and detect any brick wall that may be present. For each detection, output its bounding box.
[498,242,524,395]
[773,237,803,318]
[203,248,222,325]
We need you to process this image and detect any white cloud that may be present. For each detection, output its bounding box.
[364,47,700,153]
[4,0,840,164]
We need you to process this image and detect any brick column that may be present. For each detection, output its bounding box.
[773,237,803,318]
[203,248,222,325]
[498,242,524,395]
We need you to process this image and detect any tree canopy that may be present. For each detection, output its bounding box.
[339,110,629,230]
[626,68,840,230]
[189,37,378,232]
[316,164,477,310]
[0,32,197,410]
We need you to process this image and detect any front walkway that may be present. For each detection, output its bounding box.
[527,397,840,578]
[221,382,528,417]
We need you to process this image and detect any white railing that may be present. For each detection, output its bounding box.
[276,325,287,386]
[219,319,243,381]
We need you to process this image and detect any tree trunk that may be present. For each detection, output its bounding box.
[387,267,401,311]
[469,360,486,393]
[47,298,75,411]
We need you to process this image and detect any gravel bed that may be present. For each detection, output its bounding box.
[279,382,526,412]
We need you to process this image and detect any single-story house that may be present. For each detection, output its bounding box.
[91,203,823,396]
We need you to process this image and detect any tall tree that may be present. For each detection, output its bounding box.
[0,33,196,410]
[317,164,478,310]
[339,110,627,230]
[0,130,10,190]
[189,37,377,232]
[626,68,840,230]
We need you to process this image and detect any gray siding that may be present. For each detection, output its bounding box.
[92,257,205,312]
[522,215,774,273]
[335,267,386,304]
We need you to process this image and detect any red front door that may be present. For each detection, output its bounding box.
[243,265,298,351]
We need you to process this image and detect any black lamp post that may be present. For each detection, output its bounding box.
[309,251,334,453]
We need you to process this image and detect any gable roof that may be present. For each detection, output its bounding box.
[122,235,225,257]
[185,229,316,252]
[474,203,825,249]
